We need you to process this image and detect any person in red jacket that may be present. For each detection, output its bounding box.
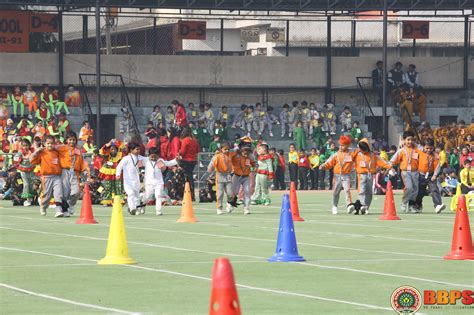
[174,102,187,129]
[166,127,181,160]
[159,130,169,160]
[298,149,310,190]
[177,126,200,200]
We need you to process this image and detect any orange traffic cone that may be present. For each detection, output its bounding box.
[76,183,98,224]
[289,181,304,222]
[379,180,400,220]
[444,194,474,260]
[177,181,198,223]
[209,258,241,315]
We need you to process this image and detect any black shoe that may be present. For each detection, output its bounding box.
[129,208,137,215]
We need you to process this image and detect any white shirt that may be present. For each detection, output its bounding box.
[143,158,178,186]
[116,154,146,184]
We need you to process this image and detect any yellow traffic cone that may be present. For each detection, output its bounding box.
[451,184,462,212]
[177,181,198,223]
[98,195,136,265]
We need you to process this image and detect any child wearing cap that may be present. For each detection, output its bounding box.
[319,135,356,214]
[389,130,424,213]
[251,143,274,205]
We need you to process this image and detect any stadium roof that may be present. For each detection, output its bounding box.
[3,0,474,11]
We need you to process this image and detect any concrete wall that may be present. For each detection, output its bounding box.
[0,53,469,89]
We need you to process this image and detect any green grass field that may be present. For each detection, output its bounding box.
[1,190,473,314]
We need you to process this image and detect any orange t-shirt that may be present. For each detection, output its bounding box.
[30,149,62,176]
[390,146,423,172]
[322,151,356,175]
[354,151,391,174]
[79,127,93,142]
[56,145,89,174]
[418,152,439,175]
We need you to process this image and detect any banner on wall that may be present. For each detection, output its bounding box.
[0,10,58,52]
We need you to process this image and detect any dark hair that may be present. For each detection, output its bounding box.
[153,105,160,110]
[180,126,193,139]
[82,120,89,125]
[402,130,415,139]
[65,131,77,140]
[376,60,383,66]
[267,106,274,111]
[278,149,284,154]
[43,135,55,143]
[270,147,276,152]
[149,147,159,155]
[128,142,140,151]
[240,104,247,110]
[167,106,173,110]
[358,142,370,152]
[222,106,227,109]
[289,143,295,147]
[220,141,230,148]
[424,139,435,147]
[395,61,402,67]
[283,104,289,109]
[409,64,416,68]
[354,121,360,125]
[21,138,31,146]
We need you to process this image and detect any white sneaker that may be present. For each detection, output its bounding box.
[331,206,338,215]
[49,203,56,209]
[216,209,223,215]
[400,203,408,213]
[68,207,75,216]
[199,162,204,168]
[23,200,31,207]
[54,211,64,218]
[347,204,355,214]
[63,211,70,218]
[408,206,419,214]
[435,204,446,214]
[40,208,46,216]
[269,131,274,137]
[244,207,250,215]
[139,207,145,214]
[155,210,163,216]
[264,201,270,206]
[225,203,233,213]
[289,132,293,138]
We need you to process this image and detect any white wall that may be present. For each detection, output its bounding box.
[0,53,469,89]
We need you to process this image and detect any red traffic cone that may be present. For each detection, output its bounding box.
[76,183,98,224]
[289,181,304,222]
[444,194,474,260]
[209,258,241,315]
[379,181,400,220]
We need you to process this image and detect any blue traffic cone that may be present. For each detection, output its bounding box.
[268,194,305,262]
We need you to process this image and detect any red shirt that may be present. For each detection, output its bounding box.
[167,136,181,160]
[278,154,286,171]
[175,105,187,127]
[298,155,310,169]
[159,135,169,159]
[179,137,200,162]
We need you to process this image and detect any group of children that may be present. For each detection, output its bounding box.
[148,101,363,153]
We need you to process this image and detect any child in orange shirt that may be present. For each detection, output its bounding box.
[207,141,234,215]
[57,131,90,216]
[319,135,356,214]
[30,135,64,217]
[390,130,424,213]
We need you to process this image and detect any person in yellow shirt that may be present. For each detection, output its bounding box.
[288,143,299,186]
[436,144,448,170]
[309,148,320,190]
[379,146,389,162]
[460,159,474,194]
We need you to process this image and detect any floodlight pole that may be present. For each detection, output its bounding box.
[58,8,64,99]
[95,0,101,146]
[382,0,388,144]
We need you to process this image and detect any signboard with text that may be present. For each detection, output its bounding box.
[177,21,206,40]
[402,21,429,39]
[0,10,58,52]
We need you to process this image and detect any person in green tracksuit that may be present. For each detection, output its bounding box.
[294,121,307,151]
[196,120,211,152]
[251,143,274,205]
[312,118,327,150]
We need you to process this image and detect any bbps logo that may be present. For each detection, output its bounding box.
[391,286,422,314]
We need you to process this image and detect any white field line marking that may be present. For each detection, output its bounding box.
[0,283,140,314]
[0,263,95,268]
[6,212,449,246]
[2,228,472,288]
[193,207,446,232]
[1,216,446,258]
[0,226,263,260]
[0,246,392,312]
